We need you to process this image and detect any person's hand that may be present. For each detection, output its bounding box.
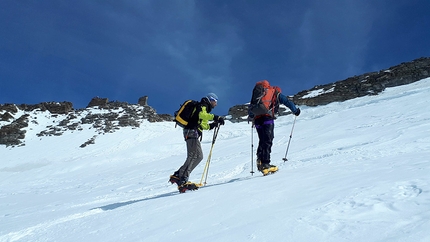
[294,108,301,116]
[247,115,253,124]
[218,117,225,125]
[214,115,225,125]
[209,122,218,130]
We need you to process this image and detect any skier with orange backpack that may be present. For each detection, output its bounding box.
[248,80,300,175]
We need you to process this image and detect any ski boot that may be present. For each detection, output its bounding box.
[178,182,200,193]
[257,160,278,176]
[169,172,181,186]
[256,159,264,171]
[261,164,278,176]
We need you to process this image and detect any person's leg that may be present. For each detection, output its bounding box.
[256,123,274,164]
[183,138,203,178]
[177,138,203,182]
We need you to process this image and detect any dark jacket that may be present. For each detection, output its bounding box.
[184,98,216,136]
[252,92,298,123]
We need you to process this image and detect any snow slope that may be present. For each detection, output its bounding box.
[1,78,430,242]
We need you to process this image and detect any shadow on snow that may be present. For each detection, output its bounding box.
[91,174,263,211]
[91,191,179,211]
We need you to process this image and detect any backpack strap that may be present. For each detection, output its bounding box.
[184,104,200,129]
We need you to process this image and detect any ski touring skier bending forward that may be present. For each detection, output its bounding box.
[170,93,225,192]
[248,80,300,175]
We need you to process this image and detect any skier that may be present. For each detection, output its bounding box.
[169,93,225,191]
[248,80,300,175]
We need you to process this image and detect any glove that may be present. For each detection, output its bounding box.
[209,122,218,130]
[247,115,253,124]
[294,108,301,116]
[214,115,225,125]
[218,117,225,125]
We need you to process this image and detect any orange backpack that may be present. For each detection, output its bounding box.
[249,80,281,118]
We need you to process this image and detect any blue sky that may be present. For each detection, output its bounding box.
[1,0,429,115]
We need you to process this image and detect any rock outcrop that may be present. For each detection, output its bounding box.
[293,57,430,106]
[0,97,172,147]
[228,57,430,122]
[0,114,29,146]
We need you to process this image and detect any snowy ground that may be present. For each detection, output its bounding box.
[1,78,430,242]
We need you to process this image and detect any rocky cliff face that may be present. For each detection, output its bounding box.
[292,57,430,106]
[2,57,430,147]
[227,57,430,122]
[0,97,173,147]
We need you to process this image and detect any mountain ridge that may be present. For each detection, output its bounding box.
[1,57,430,147]
[228,57,430,121]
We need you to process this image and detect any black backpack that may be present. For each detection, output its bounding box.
[174,100,199,128]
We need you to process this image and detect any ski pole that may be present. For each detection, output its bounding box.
[199,124,220,186]
[250,123,255,175]
[201,124,220,185]
[282,116,297,162]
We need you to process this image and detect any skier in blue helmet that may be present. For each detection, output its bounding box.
[169,93,225,191]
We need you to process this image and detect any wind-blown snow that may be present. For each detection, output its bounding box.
[1,78,430,242]
[301,85,335,98]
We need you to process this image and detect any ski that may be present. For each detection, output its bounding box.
[262,170,278,176]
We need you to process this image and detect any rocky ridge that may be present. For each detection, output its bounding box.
[1,57,430,147]
[227,57,430,122]
[0,97,172,147]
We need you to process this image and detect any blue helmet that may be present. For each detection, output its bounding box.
[206,93,218,103]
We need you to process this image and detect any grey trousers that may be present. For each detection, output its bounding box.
[177,138,203,181]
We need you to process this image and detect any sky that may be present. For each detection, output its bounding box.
[1,0,430,115]
[1,78,429,241]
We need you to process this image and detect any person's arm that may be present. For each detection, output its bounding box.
[198,106,215,130]
[278,93,300,115]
